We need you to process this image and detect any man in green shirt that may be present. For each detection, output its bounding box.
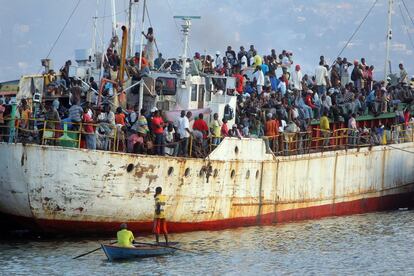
[209,113,222,145]
[117,223,135,247]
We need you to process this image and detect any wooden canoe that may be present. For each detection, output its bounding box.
[101,242,179,261]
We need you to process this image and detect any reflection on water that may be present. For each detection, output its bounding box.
[1,211,414,275]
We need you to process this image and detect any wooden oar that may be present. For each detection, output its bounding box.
[73,241,117,259]
[133,241,200,255]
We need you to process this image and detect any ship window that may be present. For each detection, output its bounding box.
[213,169,219,178]
[235,146,239,154]
[231,170,236,179]
[246,170,250,179]
[200,85,209,102]
[184,168,190,177]
[126,164,134,173]
[191,85,197,101]
[199,167,205,177]
[168,167,174,176]
[256,170,260,179]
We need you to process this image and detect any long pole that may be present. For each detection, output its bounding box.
[111,0,117,37]
[91,0,99,62]
[384,0,393,81]
[127,0,133,57]
[138,0,146,112]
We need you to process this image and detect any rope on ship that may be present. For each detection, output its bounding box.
[44,0,82,60]
[331,0,379,66]
[387,145,414,154]
[398,0,414,51]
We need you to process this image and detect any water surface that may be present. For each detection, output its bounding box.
[1,211,414,275]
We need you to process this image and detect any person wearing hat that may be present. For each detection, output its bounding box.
[214,51,223,70]
[117,223,135,247]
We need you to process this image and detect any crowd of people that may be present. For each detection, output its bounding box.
[1,37,414,156]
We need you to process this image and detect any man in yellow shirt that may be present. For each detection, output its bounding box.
[209,113,222,146]
[117,223,135,247]
[319,111,330,147]
[153,186,168,245]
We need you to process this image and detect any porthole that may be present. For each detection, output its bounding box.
[235,146,239,154]
[184,168,190,177]
[167,167,174,176]
[199,167,205,177]
[231,170,236,179]
[256,170,260,179]
[213,169,219,178]
[246,170,250,179]
[126,164,134,173]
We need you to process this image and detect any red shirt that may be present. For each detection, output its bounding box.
[115,113,126,126]
[152,116,164,134]
[233,73,244,94]
[192,118,209,139]
[221,123,229,137]
[83,113,94,133]
[265,119,279,137]
[305,94,316,109]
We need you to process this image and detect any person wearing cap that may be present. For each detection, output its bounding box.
[214,51,223,70]
[117,223,135,247]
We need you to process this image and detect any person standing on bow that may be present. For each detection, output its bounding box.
[142,27,156,69]
[153,186,168,245]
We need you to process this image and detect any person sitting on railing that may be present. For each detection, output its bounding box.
[229,124,243,139]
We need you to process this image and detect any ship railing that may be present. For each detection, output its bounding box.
[0,117,120,151]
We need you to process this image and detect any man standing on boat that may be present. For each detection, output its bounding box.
[153,187,168,245]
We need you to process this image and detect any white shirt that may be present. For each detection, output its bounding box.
[322,95,332,109]
[315,65,328,86]
[241,56,248,70]
[214,55,223,69]
[292,70,302,90]
[177,116,190,139]
[253,70,265,86]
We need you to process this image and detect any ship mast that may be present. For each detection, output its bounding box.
[384,0,393,80]
[173,16,201,80]
[110,0,117,37]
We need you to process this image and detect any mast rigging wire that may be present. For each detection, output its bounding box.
[401,0,414,27]
[44,0,82,59]
[330,0,379,66]
[398,0,414,51]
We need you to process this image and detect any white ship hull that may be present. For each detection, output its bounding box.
[0,138,413,234]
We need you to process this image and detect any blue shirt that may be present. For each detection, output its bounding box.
[261,64,269,76]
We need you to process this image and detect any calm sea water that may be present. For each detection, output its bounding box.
[1,211,414,275]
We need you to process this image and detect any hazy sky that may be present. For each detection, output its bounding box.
[1,0,413,82]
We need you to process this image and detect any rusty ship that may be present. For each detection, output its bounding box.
[1,0,414,235]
